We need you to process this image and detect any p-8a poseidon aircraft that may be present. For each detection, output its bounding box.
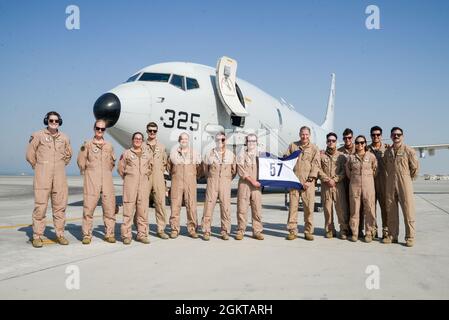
[92,56,449,157]
[93,56,335,155]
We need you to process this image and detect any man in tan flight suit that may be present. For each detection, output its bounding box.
[201,132,237,241]
[285,126,320,241]
[318,132,349,239]
[345,135,378,242]
[382,127,419,247]
[368,126,389,239]
[337,128,362,237]
[144,122,169,239]
[168,132,202,239]
[236,134,263,240]
[118,132,151,245]
[77,120,116,244]
[26,111,72,248]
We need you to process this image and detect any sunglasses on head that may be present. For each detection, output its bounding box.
[95,127,106,132]
[355,141,366,145]
[147,129,157,133]
[48,119,59,124]
[343,136,352,140]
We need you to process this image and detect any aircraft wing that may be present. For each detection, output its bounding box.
[411,144,449,158]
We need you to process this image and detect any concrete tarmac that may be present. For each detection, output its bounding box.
[0,176,448,299]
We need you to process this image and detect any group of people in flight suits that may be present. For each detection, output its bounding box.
[26,111,419,248]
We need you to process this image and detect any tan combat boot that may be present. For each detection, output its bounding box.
[32,238,43,248]
[286,231,297,241]
[123,238,132,245]
[304,233,314,241]
[325,231,333,239]
[364,234,373,243]
[253,233,264,240]
[170,231,178,239]
[137,237,150,244]
[104,236,116,243]
[350,235,358,242]
[406,239,414,247]
[189,231,199,239]
[82,237,91,245]
[339,230,348,240]
[235,232,244,240]
[203,233,210,241]
[221,233,229,241]
[157,232,169,240]
[56,236,69,245]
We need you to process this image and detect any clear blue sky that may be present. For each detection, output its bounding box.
[1,0,448,175]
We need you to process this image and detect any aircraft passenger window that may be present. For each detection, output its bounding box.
[139,73,171,82]
[186,78,200,90]
[170,74,185,90]
[126,73,140,82]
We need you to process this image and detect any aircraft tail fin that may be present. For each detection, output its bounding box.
[321,73,336,132]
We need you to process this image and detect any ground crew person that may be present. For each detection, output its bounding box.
[167,132,202,239]
[26,111,72,248]
[118,132,151,245]
[144,122,169,239]
[345,135,377,243]
[318,132,349,239]
[201,132,236,241]
[382,127,419,247]
[235,134,263,240]
[368,125,389,239]
[77,120,116,244]
[285,126,320,241]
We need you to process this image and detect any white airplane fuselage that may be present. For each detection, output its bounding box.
[93,62,334,155]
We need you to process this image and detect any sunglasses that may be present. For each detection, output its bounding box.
[371,133,381,137]
[216,138,226,142]
[343,136,352,140]
[95,127,106,132]
[392,133,403,137]
[355,141,366,145]
[327,139,337,143]
[48,119,59,124]
[147,129,158,133]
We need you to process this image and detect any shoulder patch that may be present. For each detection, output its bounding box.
[28,136,34,143]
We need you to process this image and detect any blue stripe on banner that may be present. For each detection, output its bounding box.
[260,150,301,161]
[259,180,303,190]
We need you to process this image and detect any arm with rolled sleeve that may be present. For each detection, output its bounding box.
[26,133,39,169]
[77,142,88,174]
[308,147,321,180]
[408,147,419,180]
[64,137,73,166]
[117,153,126,179]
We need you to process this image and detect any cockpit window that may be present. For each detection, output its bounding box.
[126,73,140,82]
[170,74,185,90]
[139,73,171,82]
[186,77,200,90]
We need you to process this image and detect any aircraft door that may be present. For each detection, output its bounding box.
[215,56,249,118]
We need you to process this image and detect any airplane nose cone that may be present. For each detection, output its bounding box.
[93,93,121,127]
